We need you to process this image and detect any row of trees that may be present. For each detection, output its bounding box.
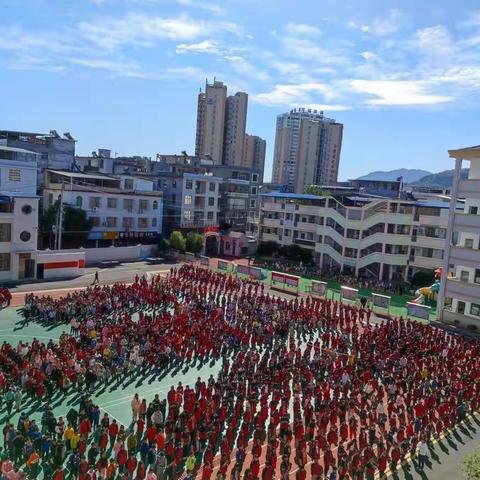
[257,240,313,263]
[159,230,204,254]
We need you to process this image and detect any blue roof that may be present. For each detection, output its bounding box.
[261,192,324,200]
[416,201,451,209]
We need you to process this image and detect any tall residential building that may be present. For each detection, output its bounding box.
[271,109,343,193]
[438,145,480,328]
[195,80,254,167]
[223,92,248,166]
[242,134,266,182]
[195,80,227,164]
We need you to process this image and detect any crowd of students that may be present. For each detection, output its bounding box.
[0,264,478,480]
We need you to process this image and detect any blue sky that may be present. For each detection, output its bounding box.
[1,0,480,180]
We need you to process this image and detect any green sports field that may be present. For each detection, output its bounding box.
[0,307,221,430]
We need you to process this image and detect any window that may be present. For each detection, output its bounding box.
[123,199,134,212]
[138,218,148,228]
[207,211,214,220]
[122,217,133,229]
[8,169,21,182]
[209,183,216,192]
[469,206,478,215]
[107,198,117,209]
[0,253,10,271]
[184,195,193,205]
[139,200,148,211]
[152,201,158,210]
[76,196,83,207]
[106,217,117,228]
[0,224,11,242]
[250,199,256,208]
[460,270,470,282]
[465,238,474,249]
[471,303,480,316]
[124,179,134,190]
[183,211,192,221]
[475,269,480,284]
[185,180,193,189]
[458,301,466,314]
[208,197,215,207]
[252,173,259,183]
[89,197,101,209]
[152,218,157,227]
[91,217,100,227]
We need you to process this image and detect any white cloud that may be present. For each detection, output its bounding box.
[285,23,320,36]
[223,55,270,81]
[281,37,345,63]
[360,51,377,61]
[416,25,456,57]
[176,0,224,16]
[68,58,140,74]
[350,80,454,105]
[78,13,240,52]
[124,66,207,81]
[176,40,220,54]
[349,9,401,36]
[253,83,341,107]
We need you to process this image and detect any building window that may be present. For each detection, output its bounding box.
[0,224,11,242]
[469,206,478,215]
[91,217,100,227]
[152,200,158,210]
[8,169,21,182]
[209,183,216,192]
[152,218,157,227]
[89,197,101,209]
[124,179,134,189]
[250,199,256,208]
[123,199,134,212]
[107,198,117,209]
[207,211,214,220]
[208,197,215,206]
[186,180,193,189]
[0,253,10,271]
[138,218,148,228]
[460,270,470,282]
[76,196,83,207]
[470,303,480,317]
[106,217,117,228]
[183,211,192,221]
[139,200,148,211]
[184,195,193,205]
[465,238,474,249]
[251,186,257,195]
[458,301,466,314]
[252,173,259,183]
[475,269,480,284]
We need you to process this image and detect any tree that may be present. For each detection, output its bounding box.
[464,449,480,479]
[304,185,327,196]
[168,231,186,252]
[185,231,203,254]
[257,241,280,256]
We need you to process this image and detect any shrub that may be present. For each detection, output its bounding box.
[257,241,280,256]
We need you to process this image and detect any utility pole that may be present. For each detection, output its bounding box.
[57,180,65,250]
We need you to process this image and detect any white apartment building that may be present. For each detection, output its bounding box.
[0,146,39,281]
[438,145,480,328]
[179,173,221,229]
[43,170,163,244]
[271,109,343,193]
[260,192,449,282]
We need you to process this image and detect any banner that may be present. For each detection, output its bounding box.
[271,271,300,290]
[218,260,229,271]
[372,293,390,309]
[249,267,264,279]
[237,264,250,275]
[199,256,209,266]
[311,280,327,296]
[341,286,358,301]
[406,302,431,320]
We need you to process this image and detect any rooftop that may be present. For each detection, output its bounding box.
[448,145,480,160]
[0,145,41,155]
[47,169,116,181]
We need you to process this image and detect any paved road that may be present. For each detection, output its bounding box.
[391,413,480,480]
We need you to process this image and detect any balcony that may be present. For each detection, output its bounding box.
[449,245,480,268]
[445,278,480,305]
[453,212,480,234]
[458,179,480,199]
